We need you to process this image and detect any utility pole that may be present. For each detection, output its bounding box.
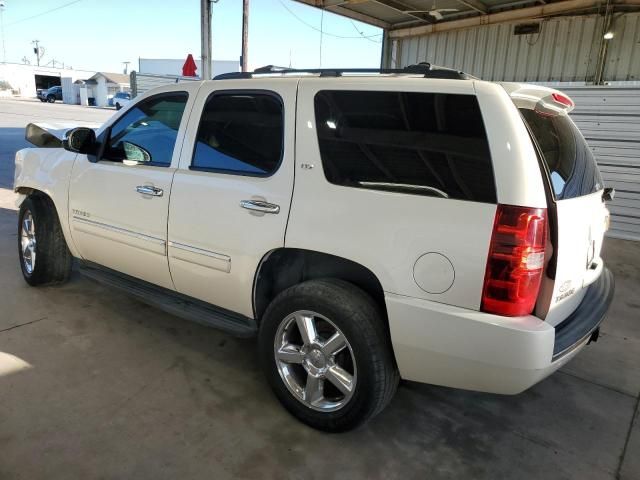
[0,1,6,63]
[200,0,212,79]
[32,40,44,66]
[241,0,249,72]
[122,61,130,75]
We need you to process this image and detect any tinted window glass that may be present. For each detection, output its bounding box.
[314,90,495,202]
[520,108,603,199]
[191,93,283,175]
[103,92,188,166]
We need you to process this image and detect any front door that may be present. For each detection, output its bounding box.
[167,79,298,317]
[69,85,197,289]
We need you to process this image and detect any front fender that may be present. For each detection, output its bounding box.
[14,147,81,258]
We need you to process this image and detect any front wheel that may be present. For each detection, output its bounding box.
[115,103,122,110]
[18,196,72,286]
[259,279,399,432]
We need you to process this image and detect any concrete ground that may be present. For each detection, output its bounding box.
[0,98,639,479]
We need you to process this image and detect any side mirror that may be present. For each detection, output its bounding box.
[63,127,97,154]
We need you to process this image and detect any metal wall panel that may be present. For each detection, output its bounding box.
[131,73,199,98]
[394,13,640,83]
[563,87,640,241]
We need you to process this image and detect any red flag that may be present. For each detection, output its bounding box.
[182,54,198,77]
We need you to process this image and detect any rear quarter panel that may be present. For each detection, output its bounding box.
[286,77,498,310]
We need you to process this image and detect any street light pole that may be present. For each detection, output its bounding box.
[241,0,249,72]
[200,0,212,79]
[0,1,6,64]
[32,40,43,66]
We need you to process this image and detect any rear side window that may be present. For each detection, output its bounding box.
[191,92,283,176]
[314,90,496,203]
[520,108,603,199]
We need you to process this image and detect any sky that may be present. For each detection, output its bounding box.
[0,0,383,74]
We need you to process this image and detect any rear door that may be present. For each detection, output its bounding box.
[167,79,298,318]
[519,103,609,325]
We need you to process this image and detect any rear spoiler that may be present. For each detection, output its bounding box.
[499,83,575,115]
[25,122,100,148]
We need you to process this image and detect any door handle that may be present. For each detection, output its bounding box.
[136,185,163,197]
[240,199,280,214]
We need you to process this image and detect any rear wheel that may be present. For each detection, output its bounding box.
[47,95,55,103]
[259,279,399,432]
[18,196,72,286]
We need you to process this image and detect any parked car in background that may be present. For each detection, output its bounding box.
[113,91,131,110]
[37,86,63,103]
[14,64,615,432]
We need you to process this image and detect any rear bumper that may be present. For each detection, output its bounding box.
[386,268,614,394]
[553,267,614,359]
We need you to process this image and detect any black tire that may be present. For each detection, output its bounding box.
[259,279,399,432]
[18,196,72,286]
[47,95,55,103]
[39,98,46,102]
[115,103,122,110]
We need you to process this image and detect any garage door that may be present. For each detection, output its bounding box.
[563,86,640,241]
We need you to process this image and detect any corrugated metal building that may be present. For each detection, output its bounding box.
[130,72,200,98]
[560,86,640,240]
[295,0,640,240]
[393,12,640,83]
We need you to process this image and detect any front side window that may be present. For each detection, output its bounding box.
[191,92,283,176]
[520,108,603,199]
[102,92,188,167]
[314,90,496,203]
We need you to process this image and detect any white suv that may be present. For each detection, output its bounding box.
[13,64,615,431]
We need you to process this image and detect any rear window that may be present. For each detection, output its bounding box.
[520,108,603,199]
[314,90,496,203]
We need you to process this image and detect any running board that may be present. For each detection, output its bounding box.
[78,262,257,338]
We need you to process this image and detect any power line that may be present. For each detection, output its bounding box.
[278,0,382,40]
[5,0,84,27]
[349,19,382,44]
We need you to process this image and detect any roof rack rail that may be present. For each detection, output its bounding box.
[213,63,475,81]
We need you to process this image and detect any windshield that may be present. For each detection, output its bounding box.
[520,108,603,199]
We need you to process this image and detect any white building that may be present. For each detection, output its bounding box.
[0,62,95,97]
[82,72,130,107]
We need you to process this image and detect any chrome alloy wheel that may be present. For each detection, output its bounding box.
[20,211,36,275]
[274,310,357,412]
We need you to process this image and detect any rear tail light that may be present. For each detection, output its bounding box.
[481,204,547,317]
